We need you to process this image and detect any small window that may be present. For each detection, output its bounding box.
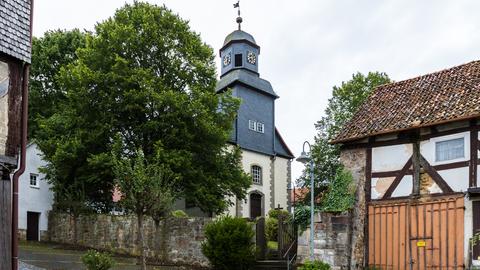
[234,54,243,67]
[30,174,39,188]
[435,137,465,162]
[251,165,262,185]
[256,123,264,133]
[249,120,256,131]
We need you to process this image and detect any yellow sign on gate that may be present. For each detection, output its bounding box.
[417,241,426,247]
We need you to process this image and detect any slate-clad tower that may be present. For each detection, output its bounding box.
[216,28,294,218]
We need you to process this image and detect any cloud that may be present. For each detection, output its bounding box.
[33,0,480,182]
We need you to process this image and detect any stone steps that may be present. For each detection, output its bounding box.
[253,260,290,270]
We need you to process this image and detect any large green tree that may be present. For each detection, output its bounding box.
[298,72,390,204]
[29,29,87,139]
[36,2,250,214]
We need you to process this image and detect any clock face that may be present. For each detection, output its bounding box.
[247,51,256,65]
[223,53,231,66]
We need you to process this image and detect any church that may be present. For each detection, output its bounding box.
[216,16,294,218]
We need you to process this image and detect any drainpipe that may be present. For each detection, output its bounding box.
[12,1,33,269]
[11,63,29,270]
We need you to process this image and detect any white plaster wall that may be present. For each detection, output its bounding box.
[438,168,469,192]
[465,199,474,266]
[18,144,54,232]
[421,131,470,166]
[273,157,290,210]
[371,131,472,198]
[0,94,8,156]
[238,150,272,218]
[0,61,8,156]
[372,144,412,172]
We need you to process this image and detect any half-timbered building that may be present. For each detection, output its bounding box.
[332,61,480,269]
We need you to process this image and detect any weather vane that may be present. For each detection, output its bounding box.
[233,1,242,30]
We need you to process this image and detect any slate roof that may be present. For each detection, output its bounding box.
[332,60,480,144]
[0,0,32,63]
[216,69,279,98]
[223,30,257,47]
[275,128,294,159]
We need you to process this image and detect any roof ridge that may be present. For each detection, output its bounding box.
[377,60,480,91]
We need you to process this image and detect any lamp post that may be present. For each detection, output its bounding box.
[296,141,315,261]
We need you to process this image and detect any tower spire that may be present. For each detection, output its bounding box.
[233,1,242,30]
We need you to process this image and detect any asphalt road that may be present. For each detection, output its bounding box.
[19,242,188,270]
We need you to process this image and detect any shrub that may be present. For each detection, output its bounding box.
[265,217,278,242]
[81,250,115,270]
[267,208,291,220]
[298,260,331,270]
[171,210,188,218]
[201,216,255,270]
[321,166,355,213]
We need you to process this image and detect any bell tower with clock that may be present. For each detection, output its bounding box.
[215,8,294,219]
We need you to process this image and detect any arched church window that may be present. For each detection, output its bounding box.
[251,165,262,185]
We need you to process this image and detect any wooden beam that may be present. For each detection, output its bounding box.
[382,157,413,199]
[340,124,480,150]
[470,130,478,187]
[372,159,478,178]
[420,155,454,193]
[412,142,421,196]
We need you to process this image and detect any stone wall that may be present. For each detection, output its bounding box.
[340,148,367,269]
[48,212,211,267]
[297,212,352,270]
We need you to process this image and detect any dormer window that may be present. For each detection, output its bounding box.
[249,120,264,134]
[234,54,242,67]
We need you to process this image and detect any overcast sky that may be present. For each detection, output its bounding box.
[33,0,480,182]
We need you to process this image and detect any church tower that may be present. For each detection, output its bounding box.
[216,9,294,218]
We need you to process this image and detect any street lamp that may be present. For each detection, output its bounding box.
[296,141,315,261]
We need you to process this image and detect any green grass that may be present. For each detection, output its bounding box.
[267,241,278,250]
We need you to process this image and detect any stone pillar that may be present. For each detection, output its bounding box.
[340,148,367,269]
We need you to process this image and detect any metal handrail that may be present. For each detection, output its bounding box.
[282,239,297,259]
[287,253,297,270]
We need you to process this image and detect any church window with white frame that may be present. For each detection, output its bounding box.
[435,137,465,162]
[248,120,265,134]
[251,165,262,185]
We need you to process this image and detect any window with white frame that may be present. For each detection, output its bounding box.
[251,165,262,185]
[30,173,39,188]
[248,120,265,133]
[435,137,465,162]
[256,122,264,133]
[249,120,256,131]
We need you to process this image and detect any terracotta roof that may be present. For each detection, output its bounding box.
[332,60,480,144]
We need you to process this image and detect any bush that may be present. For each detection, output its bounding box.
[201,216,255,270]
[298,260,331,270]
[265,217,278,242]
[267,208,291,220]
[81,250,115,270]
[171,210,188,218]
[321,166,355,213]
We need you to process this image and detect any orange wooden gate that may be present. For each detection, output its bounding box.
[368,194,465,270]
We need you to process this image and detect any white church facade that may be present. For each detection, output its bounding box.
[216,28,294,218]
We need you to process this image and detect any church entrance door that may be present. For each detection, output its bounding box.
[250,193,262,218]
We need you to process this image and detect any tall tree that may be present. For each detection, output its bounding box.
[112,143,177,270]
[299,72,390,195]
[36,2,250,214]
[29,29,86,139]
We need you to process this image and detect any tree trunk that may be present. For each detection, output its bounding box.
[137,212,147,270]
[72,213,78,247]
